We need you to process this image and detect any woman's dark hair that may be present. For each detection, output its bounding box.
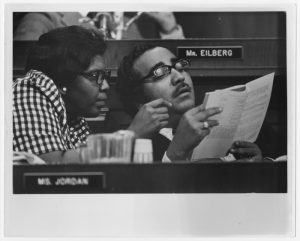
[26,25,106,88]
[116,44,156,116]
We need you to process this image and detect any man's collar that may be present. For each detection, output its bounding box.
[159,128,173,141]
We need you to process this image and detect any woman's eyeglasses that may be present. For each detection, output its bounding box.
[141,58,191,83]
[80,69,111,86]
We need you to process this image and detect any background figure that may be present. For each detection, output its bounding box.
[14,12,91,40]
[13,12,184,40]
[116,45,262,162]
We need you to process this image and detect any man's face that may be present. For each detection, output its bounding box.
[133,47,195,114]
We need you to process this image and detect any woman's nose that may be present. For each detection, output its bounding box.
[170,69,185,86]
[100,79,110,91]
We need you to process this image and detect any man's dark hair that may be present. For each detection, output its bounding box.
[116,44,156,116]
[26,25,106,88]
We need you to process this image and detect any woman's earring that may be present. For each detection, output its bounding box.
[61,87,67,95]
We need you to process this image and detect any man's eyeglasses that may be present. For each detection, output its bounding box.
[80,69,111,86]
[141,58,191,83]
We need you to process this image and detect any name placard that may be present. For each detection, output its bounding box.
[177,46,243,59]
[23,172,105,193]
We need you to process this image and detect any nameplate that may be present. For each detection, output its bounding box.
[177,46,243,59]
[23,172,106,193]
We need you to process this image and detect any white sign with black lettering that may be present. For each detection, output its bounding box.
[177,46,243,59]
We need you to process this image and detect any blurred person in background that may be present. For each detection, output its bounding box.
[13,12,184,40]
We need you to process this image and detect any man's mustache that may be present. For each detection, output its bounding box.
[173,83,191,98]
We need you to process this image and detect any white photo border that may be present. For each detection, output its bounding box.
[1,0,298,240]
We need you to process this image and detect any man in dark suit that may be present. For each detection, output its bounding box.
[116,45,262,162]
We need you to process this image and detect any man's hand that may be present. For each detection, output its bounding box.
[228,141,263,162]
[144,12,178,34]
[166,105,222,161]
[128,98,172,138]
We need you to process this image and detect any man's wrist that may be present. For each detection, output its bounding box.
[160,24,179,34]
[159,24,184,39]
[127,125,140,138]
[166,145,189,161]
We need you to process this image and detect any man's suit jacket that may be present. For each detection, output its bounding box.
[152,133,171,162]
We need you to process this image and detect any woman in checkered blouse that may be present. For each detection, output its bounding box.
[13,26,111,164]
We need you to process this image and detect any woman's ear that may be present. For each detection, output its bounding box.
[58,86,67,95]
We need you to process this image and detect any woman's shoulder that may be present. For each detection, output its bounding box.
[15,69,55,87]
[13,70,65,114]
[14,70,60,96]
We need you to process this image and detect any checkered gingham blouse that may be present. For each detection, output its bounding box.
[13,70,90,155]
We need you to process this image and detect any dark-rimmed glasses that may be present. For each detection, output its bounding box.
[80,69,111,86]
[141,58,191,83]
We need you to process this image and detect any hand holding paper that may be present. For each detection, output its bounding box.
[166,106,222,161]
[191,72,274,160]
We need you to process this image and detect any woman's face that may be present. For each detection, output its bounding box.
[64,55,110,118]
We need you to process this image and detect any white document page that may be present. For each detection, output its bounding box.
[191,72,274,160]
[234,72,274,142]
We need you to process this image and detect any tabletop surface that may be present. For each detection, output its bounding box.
[13,161,287,194]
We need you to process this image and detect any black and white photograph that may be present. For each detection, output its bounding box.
[1,0,298,239]
[11,10,287,193]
